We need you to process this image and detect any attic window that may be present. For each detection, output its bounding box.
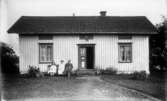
[39,35,53,40]
[79,35,93,41]
[118,35,132,40]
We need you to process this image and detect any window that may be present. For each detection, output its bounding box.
[80,48,86,56]
[79,35,93,41]
[118,43,132,63]
[39,35,53,40]
[39,43,53,63]
[118,35,132,40]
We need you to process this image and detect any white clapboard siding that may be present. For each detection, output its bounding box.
[133,36,149,73]
[53,35,78,70]
[94,35,118,69]
[19,35,149,74]
[116,36,149,73]
[19,35,38,74]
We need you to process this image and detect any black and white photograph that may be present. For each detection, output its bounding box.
[0,0,167,100]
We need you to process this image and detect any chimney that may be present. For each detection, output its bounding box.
[100,11,106,16]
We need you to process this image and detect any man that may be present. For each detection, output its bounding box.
[65,60,73,78]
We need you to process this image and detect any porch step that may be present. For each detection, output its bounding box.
[77,69,97,75]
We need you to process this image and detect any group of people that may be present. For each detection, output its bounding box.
[47,60,73,78]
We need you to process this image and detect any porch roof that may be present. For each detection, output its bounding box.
[8,16,157,35]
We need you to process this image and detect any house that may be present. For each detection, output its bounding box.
[8,11,157,74]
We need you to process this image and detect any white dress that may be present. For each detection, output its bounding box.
[48,65,56,74]
[58,63,65,75]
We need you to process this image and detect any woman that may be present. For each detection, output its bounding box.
[58,60,65,75]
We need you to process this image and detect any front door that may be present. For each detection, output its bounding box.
[78,44,95,69]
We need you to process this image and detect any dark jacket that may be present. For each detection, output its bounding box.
[65,63,73,72]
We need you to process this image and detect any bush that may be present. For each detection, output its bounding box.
[100,67,118,75]
[131,71,148,80]
[27,65,42,78]
[1,43,19,74]
[71,69,78,76]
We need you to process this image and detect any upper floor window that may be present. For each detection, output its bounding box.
[118,35,132,40]
[79,35,93,41]
[118,43,132,63]
[39,43,53,63]
[38,35,53,40]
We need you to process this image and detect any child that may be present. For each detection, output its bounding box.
[48,61,57,76]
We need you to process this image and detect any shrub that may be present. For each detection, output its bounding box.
[71,69,78,76]
[131,71,148,80]
[27,65,42,78]
[1,42,19,74]
[100,67,118,75]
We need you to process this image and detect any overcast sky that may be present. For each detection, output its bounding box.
[0,0,167,54]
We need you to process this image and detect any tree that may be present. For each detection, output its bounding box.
[0,42,19,74]
[150,17,167,75]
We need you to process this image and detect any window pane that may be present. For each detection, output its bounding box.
[80,48,86,56]
[119,46,123,61]
[47,45,52,61]
[40,45,46,62]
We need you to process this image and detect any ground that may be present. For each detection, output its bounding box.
[101,75,166,100]
[2,75,161,101]
[101,75,167,101]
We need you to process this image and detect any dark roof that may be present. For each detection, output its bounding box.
[8,16,157,35]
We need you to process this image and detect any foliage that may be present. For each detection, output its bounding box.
[28,65,42,77]
[131,71,147,80]
[99,67,118,75]
[150,18,167,75]
[71,69,78,76]
[1,42,19,74]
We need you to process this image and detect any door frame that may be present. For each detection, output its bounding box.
[77,44,95,70]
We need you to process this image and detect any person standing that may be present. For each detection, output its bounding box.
[65,60,73,78]
[58,60,65,75]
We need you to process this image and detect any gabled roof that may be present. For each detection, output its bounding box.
[8,16,157,35]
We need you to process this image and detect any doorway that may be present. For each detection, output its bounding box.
[78,44,95,69]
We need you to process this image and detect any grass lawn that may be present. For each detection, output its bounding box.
[101,75,166,100]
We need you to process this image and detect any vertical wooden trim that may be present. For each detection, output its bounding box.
[78,45,81,70]
[93,46,95,69]
[78,45,80,70]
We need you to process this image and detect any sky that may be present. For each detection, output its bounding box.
[0,0,167,54]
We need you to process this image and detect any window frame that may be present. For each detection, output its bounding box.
[39,43,53,64]
[118,43,132,63]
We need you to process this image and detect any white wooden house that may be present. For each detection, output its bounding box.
[8,12,157,74]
